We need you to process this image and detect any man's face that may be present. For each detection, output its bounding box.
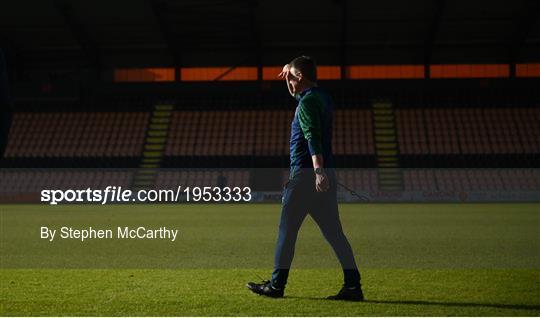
[288,67,303,94]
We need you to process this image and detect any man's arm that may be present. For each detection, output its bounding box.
[298,96,323,156]
[312,154,324,170]
[298,97,329,192]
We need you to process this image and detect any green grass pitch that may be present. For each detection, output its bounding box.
[1,203,539,316]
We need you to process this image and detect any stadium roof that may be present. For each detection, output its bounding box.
[1,0,539,70]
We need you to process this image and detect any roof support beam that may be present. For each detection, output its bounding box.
[54,1,101,77]
[339,0,348,81]
[249,0,262,83]
[424,0,445,79]
[507,0,540,77]
[148,0,183,81]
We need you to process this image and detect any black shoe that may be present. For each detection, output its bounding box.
[246,280,284,298]
[327,285,364,301]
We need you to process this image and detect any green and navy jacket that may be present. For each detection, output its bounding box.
[290,86,334,173]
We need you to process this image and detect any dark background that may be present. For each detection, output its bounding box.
[0,0,539,171]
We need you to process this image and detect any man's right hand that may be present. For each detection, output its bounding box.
[278,64,290,79]
[315,172,330,192]
[279,63,296,98]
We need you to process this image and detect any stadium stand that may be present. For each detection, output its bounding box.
[403,169,540,192]
[336,169,379,193]
[164,109,374,157]
[3,106,539,167]
[1,91,539,195]
[4,112,148,158]
[396,107,540,155]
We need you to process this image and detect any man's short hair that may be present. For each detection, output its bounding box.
[290,56,317,83]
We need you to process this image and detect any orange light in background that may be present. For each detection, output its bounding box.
[262,66,342,80]
[114,69,128,82]
[317,66,341,80]
[346,65,424,79]
[262,66,282,80]
[113,68,175,82]
[180,67,257,81]
[113,63,537,82]
[516,63,540,77]
[150,68,175,81]
[430,64,509,78]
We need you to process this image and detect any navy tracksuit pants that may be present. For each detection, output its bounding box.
[271,169,361,288]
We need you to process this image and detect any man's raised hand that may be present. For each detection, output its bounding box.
[278,64,291,79]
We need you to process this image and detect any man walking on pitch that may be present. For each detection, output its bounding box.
[247,56,363,301]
